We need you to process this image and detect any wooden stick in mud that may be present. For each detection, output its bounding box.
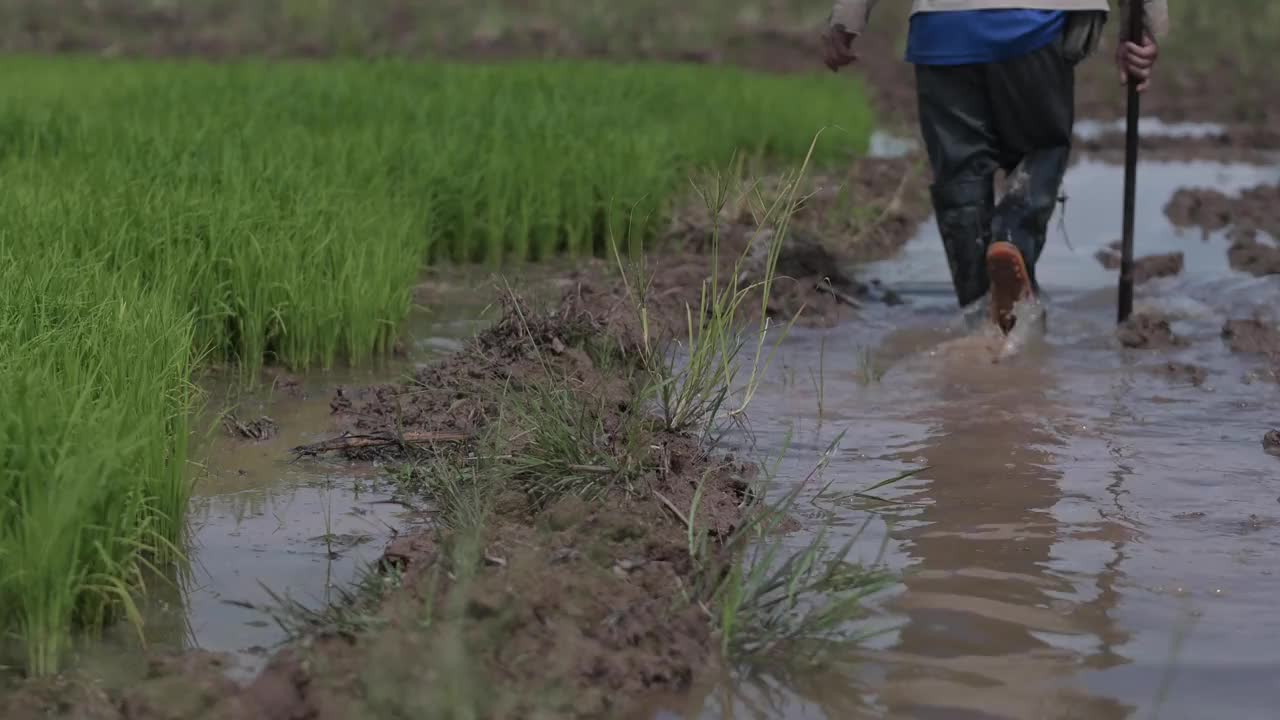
[1117,0,1145,323]
[291,430,470,457]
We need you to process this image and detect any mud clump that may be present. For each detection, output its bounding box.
[655,161,929,329]
[1095,243,1185,284]
[1265,431,1280,458]
[1227,233,1280,277]
[1151,361,1209,387]
[220,414,278,441]
[1164,187,1236,234]
[327,287,634,459]
[1118,312,1187,350]
[1222,318,1280,355]
[1165,184,1280,242]
[297,294,754,719]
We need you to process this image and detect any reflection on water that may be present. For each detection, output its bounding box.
[69,271,497,682]
[698,157,1280,719]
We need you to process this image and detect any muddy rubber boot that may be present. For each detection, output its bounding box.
[992,147,1070,291]
[986,241,1035,334]
[932,176,996,310]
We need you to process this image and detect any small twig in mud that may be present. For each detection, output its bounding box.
[652,489,692,531]
[815,278,862,308]
[291,431,470,457]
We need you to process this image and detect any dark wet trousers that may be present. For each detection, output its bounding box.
[916,34,1074,308]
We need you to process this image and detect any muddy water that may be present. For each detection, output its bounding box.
[70,278,495,682]
[698,158,1280,719]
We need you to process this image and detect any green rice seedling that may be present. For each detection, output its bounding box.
[856,345,885,386]
[500,378,648,508]
[394,459,495,534]
[267,564,402,643]
[674,431,901,666]
[692,474,894,663]
[1,58,871,375]
[616,135,828,437]
[808,335,828,421]
[0,255,195,676]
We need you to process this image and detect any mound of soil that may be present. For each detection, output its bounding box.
[6,287,770,720]
[1095,243,1185,284]
[221,414,278,441]
[1118,312,1187,350]
[1227,233,1280,277]
[1265,430,1280,458]
[1165,184,1280,240]
[1151,361,1209,387]
[1222,318,1280,355]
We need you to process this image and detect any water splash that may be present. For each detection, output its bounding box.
[998,296,1048,360]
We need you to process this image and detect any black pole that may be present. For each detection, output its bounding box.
[1117,0,1144,323]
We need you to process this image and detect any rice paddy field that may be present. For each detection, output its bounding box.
[4,2,1280,719]
[0,57,872,678]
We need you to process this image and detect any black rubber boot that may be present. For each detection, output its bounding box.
[992,147,1070,291]
[931,175,996,309]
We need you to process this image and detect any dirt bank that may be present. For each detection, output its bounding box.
[1117,311,1186,350]
[1095,243,1185,285]
[1265,430,1280,457]
[1222,318,1280,356]
[5,255,885,718]
[1164,184,1280,276]
[1165,184,1280,239]
[1150,361,1209,387]
[283,288,760,720]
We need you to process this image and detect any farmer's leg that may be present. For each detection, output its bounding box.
[987,35,1075,289]
[915,64,1000,308]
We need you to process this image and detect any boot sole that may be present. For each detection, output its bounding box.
[986,241,1033,333]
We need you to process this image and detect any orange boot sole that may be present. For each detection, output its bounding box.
[986,241,1034,333]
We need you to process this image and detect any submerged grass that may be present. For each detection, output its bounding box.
[0,59,873,677]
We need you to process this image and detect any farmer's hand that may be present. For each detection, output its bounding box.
[1116,33,1159,92]
[823,24,858,72]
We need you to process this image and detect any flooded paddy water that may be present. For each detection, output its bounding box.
[684,153,1280,717]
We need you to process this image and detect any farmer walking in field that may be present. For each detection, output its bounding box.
[824,1,1166,333]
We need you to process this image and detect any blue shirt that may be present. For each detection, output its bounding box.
[906,9,1067,66]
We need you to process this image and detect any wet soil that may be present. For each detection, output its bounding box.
[1117,311,1187,350]
[1166,184,1280,236]
[1265,430,1280,457]
[1227,233,1280,277]
[1094,243,1185,285]
[1150,360,1209,387]
[1222,318,1280,356]
[537,158,933,335]
[4,285,758,720]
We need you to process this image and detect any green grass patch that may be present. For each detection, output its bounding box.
[3,58,872,370]
[0,255,195,677]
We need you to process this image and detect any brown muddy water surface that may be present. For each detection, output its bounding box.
[679,155,1280,718]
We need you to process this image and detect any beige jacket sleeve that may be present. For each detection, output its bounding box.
[828,0,879,36]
